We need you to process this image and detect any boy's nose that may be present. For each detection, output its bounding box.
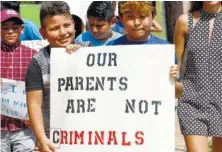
[91,26,98,33]
[134,18,141,26]
[8,29,14,34]
[59,27,66,36]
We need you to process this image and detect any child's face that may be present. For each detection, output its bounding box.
[40,14,75,48]
[121,11,153,41]
[1,21,24,46]
[87,16,113,40]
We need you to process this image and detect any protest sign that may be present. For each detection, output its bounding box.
[1,79,28,120]
[50,45,175,152]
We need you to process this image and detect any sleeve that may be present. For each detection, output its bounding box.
[106,40,115,46]
[27,22,43,40]
[26,58,43,91]
[75,34,82,42]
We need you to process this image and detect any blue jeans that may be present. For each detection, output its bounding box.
[1,128,36,152]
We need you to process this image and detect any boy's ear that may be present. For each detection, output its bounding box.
[110,16,117,27]
[40,27,46,39]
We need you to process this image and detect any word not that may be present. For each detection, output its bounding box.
[125,99,161,115]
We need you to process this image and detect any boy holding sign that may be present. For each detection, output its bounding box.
[0,9,37,152]
[107,1,183,97]
[25,1,89,152]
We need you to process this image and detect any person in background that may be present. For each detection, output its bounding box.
[1,9,37,152]
[72,14,85,39]
[75,1,122,46]
[1,1,43,41]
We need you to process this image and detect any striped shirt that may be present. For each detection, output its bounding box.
[1,42,37,131]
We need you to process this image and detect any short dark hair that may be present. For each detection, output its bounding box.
[1,1,20,12]
[87,1,114,21]
[72,14,84,38]
[189,2,203,12]
[40,1,71,27]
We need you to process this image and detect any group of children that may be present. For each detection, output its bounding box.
[1,1,182,152]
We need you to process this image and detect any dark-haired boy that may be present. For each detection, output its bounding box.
[1,9,37,152]
[25,1,89,152]
[75,1,122,46]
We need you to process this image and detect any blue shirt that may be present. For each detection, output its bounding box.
[112,18,125,34]
[107,34,169,45]
[75,31,122,46]
[20,19,42,41]
[107,34,180,80]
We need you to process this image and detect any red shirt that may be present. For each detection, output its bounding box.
[1,42,37,131]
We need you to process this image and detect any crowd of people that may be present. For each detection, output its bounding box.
[0,1,221,152]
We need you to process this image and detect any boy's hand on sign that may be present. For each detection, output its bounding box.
[39,137,56,152]
[23,120,32,128]
[66,44,81,54]
[170,64,179,81]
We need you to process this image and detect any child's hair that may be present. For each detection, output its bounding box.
[40,1,71,27]
[189,1,222,12]
[189,2,203,12]
[87,1,114,21]
[72,14,84,38]
[1,1,20,12]
[2,18,23,25]
[119,1,154,17]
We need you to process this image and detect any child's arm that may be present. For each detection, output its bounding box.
[174,14,188,71]
[175,81,183,98]
[151,19,163,32]
[170,65,183,98]
[27,90,55,152]
[26,59,55,152]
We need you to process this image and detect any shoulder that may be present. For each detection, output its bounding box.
[176,13,189,28]
[107,35,127,46]
[76,32,91,40]
[22,19,38,28]
[74,40,91,47]
[114,32,123,38]
[32,45,49,59]
[175,13,189,35]
[150,35,170,44]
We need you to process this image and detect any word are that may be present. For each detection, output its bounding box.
[66,98,96,113]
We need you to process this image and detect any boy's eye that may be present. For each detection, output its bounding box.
[64,23,71,28]
[96,24,103,28]
[2,27,9,30]
[51,27,59,31]
[127,15,133,18]
[12,26,20,30]
[140,15,146,19]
